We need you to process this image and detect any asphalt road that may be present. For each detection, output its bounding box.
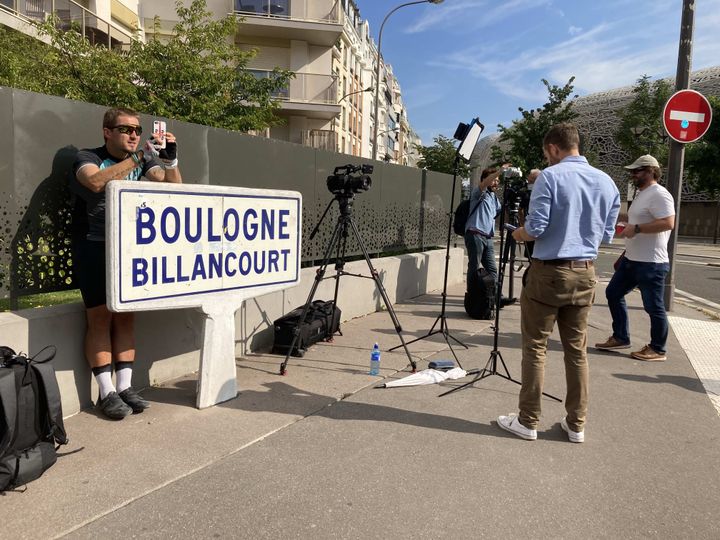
[670,252,720,305]
[594,248,720,308]
[500,245,720,311]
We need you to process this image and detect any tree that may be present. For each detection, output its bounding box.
[0,0,293,132]
[0,25,60,96]
[614,75,673,164]
[684,95,720,197]
[490,78,578,172]
[416,135,469,176]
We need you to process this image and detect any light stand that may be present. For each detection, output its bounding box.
[440,172,560,402]
[389,119,485,365]
[279,174,417,376]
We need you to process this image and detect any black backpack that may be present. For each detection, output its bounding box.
[453,197,483,236]
[464,269,496,320]
[0,346,68,492]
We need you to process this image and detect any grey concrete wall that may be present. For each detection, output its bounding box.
[0,247,464,417]
[0,86,456,302]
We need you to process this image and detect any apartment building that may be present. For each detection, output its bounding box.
[0,0,137,47]
[332,0,370,157]
[1,0,421,163]
[228,0,343,147]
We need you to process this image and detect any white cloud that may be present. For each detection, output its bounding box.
[406,0,720,139]
[426,0,720,106]
[402,82,446,109]
[406,0,551,34]
[427,22,620,101]
[405,0,481,34]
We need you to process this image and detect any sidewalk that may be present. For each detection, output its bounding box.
[5,274,720,539]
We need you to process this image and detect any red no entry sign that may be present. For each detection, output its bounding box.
[662,89,713,143]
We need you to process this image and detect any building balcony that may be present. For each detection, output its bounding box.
[301,129,337,151]
[233,0,342,46]
[0,0,134,49]
[250,69,341,119]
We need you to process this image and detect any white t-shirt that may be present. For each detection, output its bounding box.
[626,183,675,263]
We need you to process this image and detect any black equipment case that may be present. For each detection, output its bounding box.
[464,269,496,320]
[273,300,341,357]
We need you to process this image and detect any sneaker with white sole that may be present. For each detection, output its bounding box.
[497,413,537,440]
[631,344,666,362]
[595,336,631,350]
[560,417,584,443]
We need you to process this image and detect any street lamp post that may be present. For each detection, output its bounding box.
[371,0,444,161]
[339,85,373,102]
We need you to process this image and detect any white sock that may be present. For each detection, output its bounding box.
[115,362,133,393]
[92,365,115,399]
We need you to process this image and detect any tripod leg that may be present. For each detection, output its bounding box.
[347,217,417,372]
[279,216,344,375]
[328,219,350,339]
[505,234,517,301]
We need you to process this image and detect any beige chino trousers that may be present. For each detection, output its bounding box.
[518,261,597,432]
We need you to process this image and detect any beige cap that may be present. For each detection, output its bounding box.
[624,154,659,169]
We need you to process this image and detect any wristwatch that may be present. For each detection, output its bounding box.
[634,224,641,234]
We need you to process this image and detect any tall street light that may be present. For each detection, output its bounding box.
[371,0,444,161]
[339,85,373,102]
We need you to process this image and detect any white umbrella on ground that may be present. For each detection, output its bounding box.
[378,367,467,388]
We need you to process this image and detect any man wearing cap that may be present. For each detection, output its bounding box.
[596,155,675,362]
[497,123,619,443]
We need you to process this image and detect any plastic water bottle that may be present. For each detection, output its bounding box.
[370,343,381,375]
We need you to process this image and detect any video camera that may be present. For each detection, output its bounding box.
[327,164,373,195]
[501,167,529,210]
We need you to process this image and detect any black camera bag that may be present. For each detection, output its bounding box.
[273,301,341,357]
[464,269,496,320]
[0,346,68,492]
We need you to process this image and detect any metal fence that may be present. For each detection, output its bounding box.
[0,87,456,307]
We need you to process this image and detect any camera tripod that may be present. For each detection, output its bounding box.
[502,199,524,302]
[389,153,467,366]
[440,175,560,402]
[279,192,417,375]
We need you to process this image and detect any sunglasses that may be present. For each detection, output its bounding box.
[631,168,646,175]
[111,125,143,136]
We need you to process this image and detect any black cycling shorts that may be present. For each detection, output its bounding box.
[73,239,107,309]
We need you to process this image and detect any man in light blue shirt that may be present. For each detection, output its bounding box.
[497,123,619,444]
[464,167,502,281]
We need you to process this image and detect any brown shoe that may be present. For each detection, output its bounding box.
[595,336,631,350]
[631,345,666,362]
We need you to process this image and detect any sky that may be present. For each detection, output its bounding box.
[358,0,720,146]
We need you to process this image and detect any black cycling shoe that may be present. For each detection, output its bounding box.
[96,391,133,420]
[118,387,150,413]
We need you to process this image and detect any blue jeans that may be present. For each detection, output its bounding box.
[464,232,497,282]
[605,256,670,353]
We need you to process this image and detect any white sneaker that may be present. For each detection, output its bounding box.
[497,413,537,440]
[560,417,584,443]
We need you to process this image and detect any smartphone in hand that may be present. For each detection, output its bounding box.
[504,223,518,232]
[152,120,167,149]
